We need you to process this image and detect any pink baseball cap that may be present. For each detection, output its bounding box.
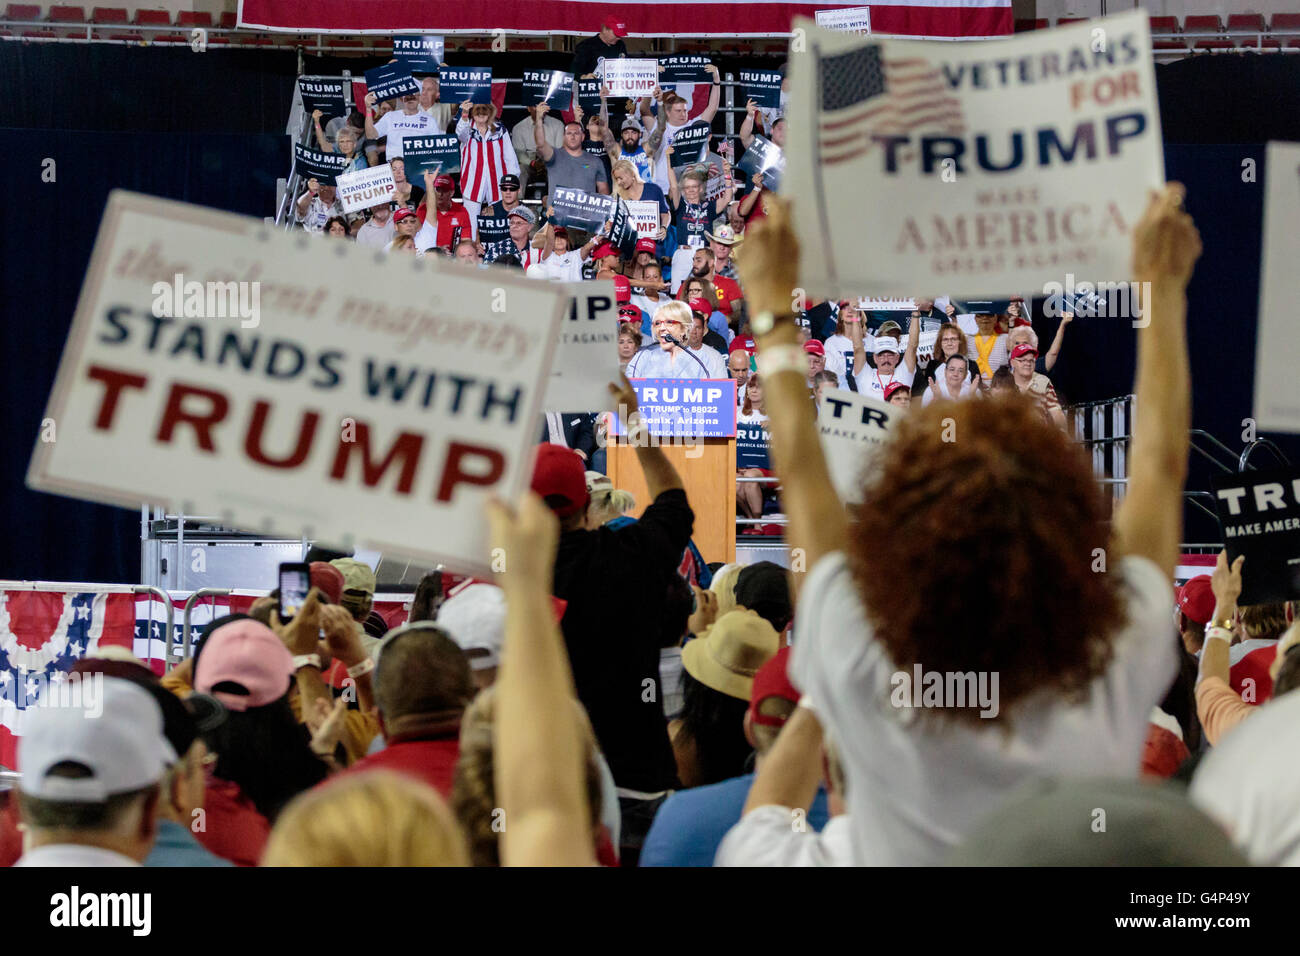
[195,619,294,712]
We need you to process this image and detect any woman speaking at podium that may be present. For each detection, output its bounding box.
[625,302,716,379]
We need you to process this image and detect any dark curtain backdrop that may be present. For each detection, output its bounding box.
[1,44,1298,581]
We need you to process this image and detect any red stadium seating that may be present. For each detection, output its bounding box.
[21,29,58,36]
[1184,15,1225,34]
[5,4,43,20]
[48,5,85,21]
[1226,14,1265,34]
[91,6,127,22]
[152,32,185,42]
[1272,13,1300,32]
[218,11,236,28]
[175,11,211,27]
[131,9,169,26]
[1148,17,1179,35]
[1056,18,1086,26]
[107,30,141,40]
[1152,40,1188,52]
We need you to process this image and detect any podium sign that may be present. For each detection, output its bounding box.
[612,378,737,437]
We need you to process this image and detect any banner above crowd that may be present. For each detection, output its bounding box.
[785,10,1163,297]
[236,0,1012,38]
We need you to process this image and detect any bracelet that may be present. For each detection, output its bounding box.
[292,653,322,671]
[347,657,376,678]
[759,344,808,378]
[1204,625,1233,646]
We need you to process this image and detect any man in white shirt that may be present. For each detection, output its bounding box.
[354,202,396,249]
[512,106,565,194]
[364,90,438,161]
[858,337,915,402]
[14,677,174,867]
[642,70,722,195]
[625,300,714,379]
[686,310,728,377]
[418,75,454,131]
[294,178,342,234]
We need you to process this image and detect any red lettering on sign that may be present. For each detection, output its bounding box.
[156,382,230,452]
[245,400,320,469]
[436,442,505,502]
[86,365,148,430]
[330,421,424,493]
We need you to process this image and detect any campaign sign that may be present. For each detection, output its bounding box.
[737,134,785,191]
[857,297,916,312]
[608,200,638,257]
[478,210,511,263]
[736,417,771,469]
[364,62,420,103]
[523,69,574,110]
[336,163,396,214]
[626,200,661,238]
[293,143,350,185]
[659,54,712,84]
[670,121,712,168]
[785,11,1164,298]
[817,388,896,504]
[392,35,444,73]
[26,191,570,576]
[602,58,659,98]
[551,187,617,233]
[815,6,871,33]
[544,282,620,411]
[298,78,348,120]
[575,78,604,116]
[613,379,737,438]
[1254,142,1300,434]
[740,69,783,110]
[439,67,493,104]
[401,133,462,179]
[1212,468,1300,604]
[913,329,940,365]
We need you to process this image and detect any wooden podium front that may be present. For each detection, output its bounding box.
[607,437,736,565]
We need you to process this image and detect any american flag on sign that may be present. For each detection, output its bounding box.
[816,46,966,167]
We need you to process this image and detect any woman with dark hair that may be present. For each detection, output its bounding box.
[737,373,772,527]
[323,216,350,239]
[670,609,780,788]
[734,185,1200,864]
[922,321,976,396]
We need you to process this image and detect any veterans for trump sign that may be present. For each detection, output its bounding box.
[785,11,1164,298]
[27,191,568,575]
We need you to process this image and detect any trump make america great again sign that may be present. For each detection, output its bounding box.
[28,191,568,576]
[785,11,1163,298]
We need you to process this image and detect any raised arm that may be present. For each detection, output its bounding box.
[666,157,681,207]
[738,173,763,219]
[1043,312,1071,372]
[739,99,758,151]
[847,311,866,380]
[533,103,555,162]
[903,307,920,374]
[311,110,333,152]
[597,85,620,159]
[698,64,722,123]
[363,93,380,141]
[742,705,824,815]
[1198,550,1244,686]
[610,374,684,499]
[714,159,735,214]
[296,178,320,218]
[1110,184,1200,580]
[489,493,595,867]
[741,197,848,590]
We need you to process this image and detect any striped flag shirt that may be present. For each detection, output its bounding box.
[456,119,521,205]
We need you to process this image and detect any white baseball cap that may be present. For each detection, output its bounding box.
[874,337,901,356]
[18,677,176,802]
[436,584,506,671]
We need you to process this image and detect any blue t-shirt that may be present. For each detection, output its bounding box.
[639,774,831,867]
[144,819,233,867]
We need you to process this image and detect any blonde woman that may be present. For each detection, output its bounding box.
[261,771,469,866]
[610,159,670,241]
[709,563,744,617]
[585,472,636,528]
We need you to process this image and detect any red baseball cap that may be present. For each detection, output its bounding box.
[1011,343,1038,360]
[618,305,641,322]
[393,207,415,223]
[635,237,656,254]
[1177,575,1215,625]
[530,444,590,518]
[553,226,568,238]
[433,174,455,190]
[883,381,911,401]
[593,242,619,261]
[729,335,756,354]
[308,561,345,605]
[687,296,711,316]
[602,14,628,37]
[803,339,825,356]
[748,646,800,728]
[613,274,631,304]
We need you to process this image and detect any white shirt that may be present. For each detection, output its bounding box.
[649,119,686,195]
[529,249,585,282]
[716,808,855,866]
[296,194,342,233]
[631,292,670,317]
[858,362,914,402]
[355,217,395,249]
[374,110,438,159]
[689,344,728,378]
[921,375,976,406]
[823,333,855,389]
[791,551,1177,866]
[16,843,140,867]
[625,346,713,379]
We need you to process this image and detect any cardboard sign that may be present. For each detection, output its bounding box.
[439,67,493,104]
[477,210,511,263]
[736,416,772,469]
[739,68,783,110]
[659,54,713,84]
[1211,469,1300,605]
[608,200,638,257]
[392,34,444,73]
[613,379,737,438]
[706,169,730,202]
[626,200,661,238]
[336,163,396,214]
[575,78,603,116]
[544,282,620,411]
[737,134,785,191]
[27,191,569,575]
[857,297,916,312]
[522,69,574,110]
[785,11,1164,298]
[670,121,712,168]
[551,187,617,232]
[817,388,896,503]
[815,6,871,33]
[364,62,420,103]
[298,78,348,120]
[602,58,659,98]
[1254,142,1300,434]
[401,133,462,179]
[293,143,350,185]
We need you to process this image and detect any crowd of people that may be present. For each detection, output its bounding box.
[2,20,1296,871]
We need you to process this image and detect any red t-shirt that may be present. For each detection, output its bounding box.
[336,734,460,798]
[679,273,743,315]
[1230,644,1277,705]
[416,202,473,249]
[195,773,271,867]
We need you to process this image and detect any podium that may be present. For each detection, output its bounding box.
[607,438,736,565]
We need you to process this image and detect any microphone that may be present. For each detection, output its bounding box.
[664,333,712,376]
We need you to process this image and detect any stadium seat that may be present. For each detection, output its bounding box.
[5,4,43,20]
[175,11,211,27]
[131,8,169,26]
[1152,39,1189,52]
[1226,14,1265,34]
[1014,19,1047,32]
[1272,13,1300,32]
[1148,16,1179,35]
[48,5,85,21]
[91,6,127,22]
[20,28,58,36]
[218,11,235,28]
[151,31,185,42]
[1184,15,1225,34]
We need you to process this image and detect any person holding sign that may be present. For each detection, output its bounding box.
[535,104,609,203]
[364,90,437,162]
[739,99,787,153]
[730,185,1200,866]
[611,160,670,241]
[967,311,1010,385]
[625,301,714,380]
[311,111,369,175]
[1007,344,1066,429]
[570,15,628,79]
[456,101,520,230]
[414,172,472,254]
[294,178,343,234]
[512,107,565,195]
[736,372,773,529]
[643,70,721,196]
